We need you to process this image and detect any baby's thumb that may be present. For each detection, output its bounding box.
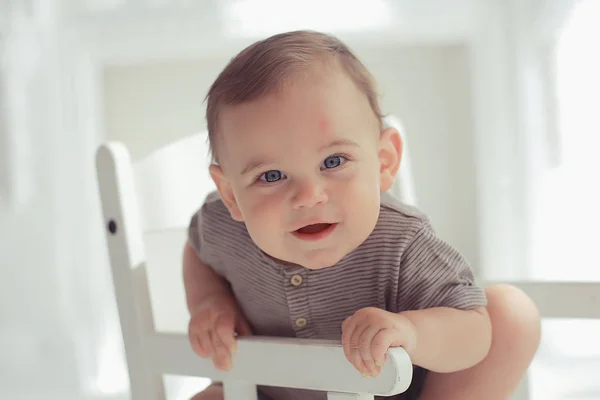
[235,315,253,336]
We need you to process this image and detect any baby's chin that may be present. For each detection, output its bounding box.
[262,248,345,270]
[289,250,348,270]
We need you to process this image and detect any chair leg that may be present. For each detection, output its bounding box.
[223,381,257,400]
[327,393,374,400]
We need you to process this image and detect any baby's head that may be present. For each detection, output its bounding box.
[206,30,402,269]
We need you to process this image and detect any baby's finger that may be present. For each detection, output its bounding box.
[188,319,213,358]
[189,331,207,358]
[351,347,369,377]
[358,325,381,376]
[215,314,237,353]
[341,316,357,366]
[212,328,232,371]
[198,328,215,357]
[349,323,371,375]
[371,328,396,367]
[212,342,232,371]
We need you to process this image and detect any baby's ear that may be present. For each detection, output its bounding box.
[209,164,244,221]
[378,127,402,192]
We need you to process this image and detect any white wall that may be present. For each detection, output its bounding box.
[362,45,479,269]
[103,58,227,161]
[102,45,480,269]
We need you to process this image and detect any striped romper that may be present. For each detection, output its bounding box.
[188,191,487,399]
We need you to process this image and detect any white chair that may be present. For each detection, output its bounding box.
[94,117,415,400]
[95,116,600,400]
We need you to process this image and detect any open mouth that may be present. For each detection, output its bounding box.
[296,223,332,234]
[293,223,337,241]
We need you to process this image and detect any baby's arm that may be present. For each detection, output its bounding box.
[341,305,491,377]
[395,222,492,373]
[400,306,491,373]
[183,240,252,370]
[343,221,491,377]
[183,240,231,310]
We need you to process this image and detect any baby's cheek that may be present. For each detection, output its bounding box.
[345,171,381,217]
[240,189,274,215]
[345,168,378,196]
[244,207,279,253]
[246,196,283,230]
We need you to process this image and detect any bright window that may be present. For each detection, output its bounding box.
[529,1,600,399]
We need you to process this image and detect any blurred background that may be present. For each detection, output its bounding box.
[1,0,599,399]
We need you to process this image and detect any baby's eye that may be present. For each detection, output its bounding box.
[259,170,286,182]
[321,155,347,170]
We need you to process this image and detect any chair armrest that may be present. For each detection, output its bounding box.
[146,333,413,396]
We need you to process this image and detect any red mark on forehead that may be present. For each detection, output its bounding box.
[318,116,331,133]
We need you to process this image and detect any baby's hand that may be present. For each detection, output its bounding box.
[188,293,252,371]
[341,307,417,377]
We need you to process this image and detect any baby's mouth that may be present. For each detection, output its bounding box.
[296,223,333,235]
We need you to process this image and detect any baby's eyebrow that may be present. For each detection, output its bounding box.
[240,139,358,176]
[320,138,359,151]
[241,158,273,176]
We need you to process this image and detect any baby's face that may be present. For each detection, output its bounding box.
[212,69,399,269]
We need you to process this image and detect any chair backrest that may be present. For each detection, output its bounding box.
[132,133,214,333]
[95,116,415,400]
[133,133,215,232]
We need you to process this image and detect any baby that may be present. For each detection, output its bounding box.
[183,31,541,400]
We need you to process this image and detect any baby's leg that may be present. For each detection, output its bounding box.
[418,284,541,400]
[190,384,224,400]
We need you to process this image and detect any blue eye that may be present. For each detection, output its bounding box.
[322,155,346,169]
[260,170,286,182]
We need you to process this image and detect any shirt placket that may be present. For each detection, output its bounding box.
[283,268,315,338]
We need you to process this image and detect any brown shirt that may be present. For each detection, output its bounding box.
[188,191,487,399]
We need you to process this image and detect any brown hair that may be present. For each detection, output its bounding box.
[205,30,384,162]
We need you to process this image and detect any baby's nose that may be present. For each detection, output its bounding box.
[291,181,328,209]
